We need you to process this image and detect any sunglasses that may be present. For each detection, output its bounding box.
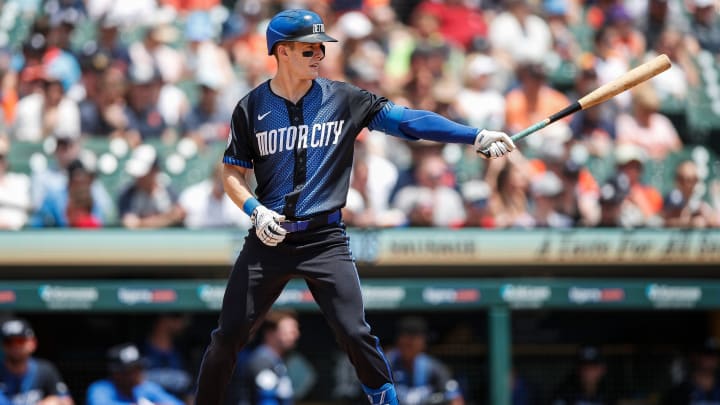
[2,336,32,346]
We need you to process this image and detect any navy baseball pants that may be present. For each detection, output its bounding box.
[195,223,393,404]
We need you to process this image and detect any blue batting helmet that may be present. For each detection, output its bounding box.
[266,9,338,55]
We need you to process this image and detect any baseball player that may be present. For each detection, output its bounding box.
[0,319,74,405]
[386,317,464,405]
[194,9,515,405]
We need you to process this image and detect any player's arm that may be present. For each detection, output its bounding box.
[223,102,286,246]
[368,102,515,159]
[223,164,287,246]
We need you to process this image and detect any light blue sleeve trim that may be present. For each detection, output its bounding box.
[243,197,261,217]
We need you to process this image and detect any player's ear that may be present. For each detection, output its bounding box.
[278,43,291,58]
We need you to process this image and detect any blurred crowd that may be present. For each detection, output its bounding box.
[0,0,719,230]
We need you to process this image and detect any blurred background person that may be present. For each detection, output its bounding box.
[79,62,128,139]
[460,179,496,228]
[529,171,573,228]
[611,144,663,227]
[568,66,616,158]
[615,83,682,161]
[503,60,570,153]
[118,144,185,229]
[686,0,720,54]
[0,318,74,405]
[178,162,250,229]
[662,160,718,228]
[386,316,465,405]
[393,153,465,227]
[663,338,720,405]
[86,342,183,405]
[11,67,80,143]
[453,54,505,131]
[226,310,301,405]
[549,345,617,405]
[487,160,534,228]
[122,64,174,146]
[488,0,552,86]
[29,132,114,223]
[412,0,487,52]
[0,135,31,230]
[142,314,195,404]
[343,140,405,228]
[179,75,230,146]
[596,175,631,228]
[30,159,103,228]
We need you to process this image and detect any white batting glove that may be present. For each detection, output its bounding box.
[474,129,516,159]
[251,205,287,246]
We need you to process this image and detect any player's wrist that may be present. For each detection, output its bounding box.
[243,197,261,217]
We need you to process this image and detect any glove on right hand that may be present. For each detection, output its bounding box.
[251,206,287,246]
[474,129,516,159]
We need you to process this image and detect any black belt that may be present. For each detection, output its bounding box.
[280,209,341,233]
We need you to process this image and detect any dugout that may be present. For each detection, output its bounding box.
[1,228,720,405]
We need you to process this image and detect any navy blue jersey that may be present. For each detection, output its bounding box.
[0,358,71,405]
[223,78,388,219]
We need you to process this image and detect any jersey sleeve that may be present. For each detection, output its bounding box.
[38,360,71,398]
[223,102,254,169]
[343,82,390,131]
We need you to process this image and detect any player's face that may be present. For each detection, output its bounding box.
[288,42,324,80]
[273,317,300,352]
[396,333,426,361]
[1,336,36,361]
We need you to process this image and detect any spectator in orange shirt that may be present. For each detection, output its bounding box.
[612,144,663,227]
[504,61,570,140]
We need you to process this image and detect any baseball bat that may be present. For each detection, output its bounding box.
[479,54,672,157]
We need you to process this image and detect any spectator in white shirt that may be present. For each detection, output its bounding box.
[12,67,80,142]
[178,163,250,229]
[0,135,31,230]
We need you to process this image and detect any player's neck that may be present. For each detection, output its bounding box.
[270,73,313,105]
[4,358,29,375]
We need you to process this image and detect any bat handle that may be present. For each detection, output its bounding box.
[511,119,550,142]
[478,119,550,157]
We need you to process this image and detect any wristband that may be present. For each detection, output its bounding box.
[242,197,261,216]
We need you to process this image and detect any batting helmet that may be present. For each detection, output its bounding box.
[266,9,338,55]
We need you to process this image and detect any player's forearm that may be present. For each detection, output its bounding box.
[369,103,479,144]
[222,164,256,215]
